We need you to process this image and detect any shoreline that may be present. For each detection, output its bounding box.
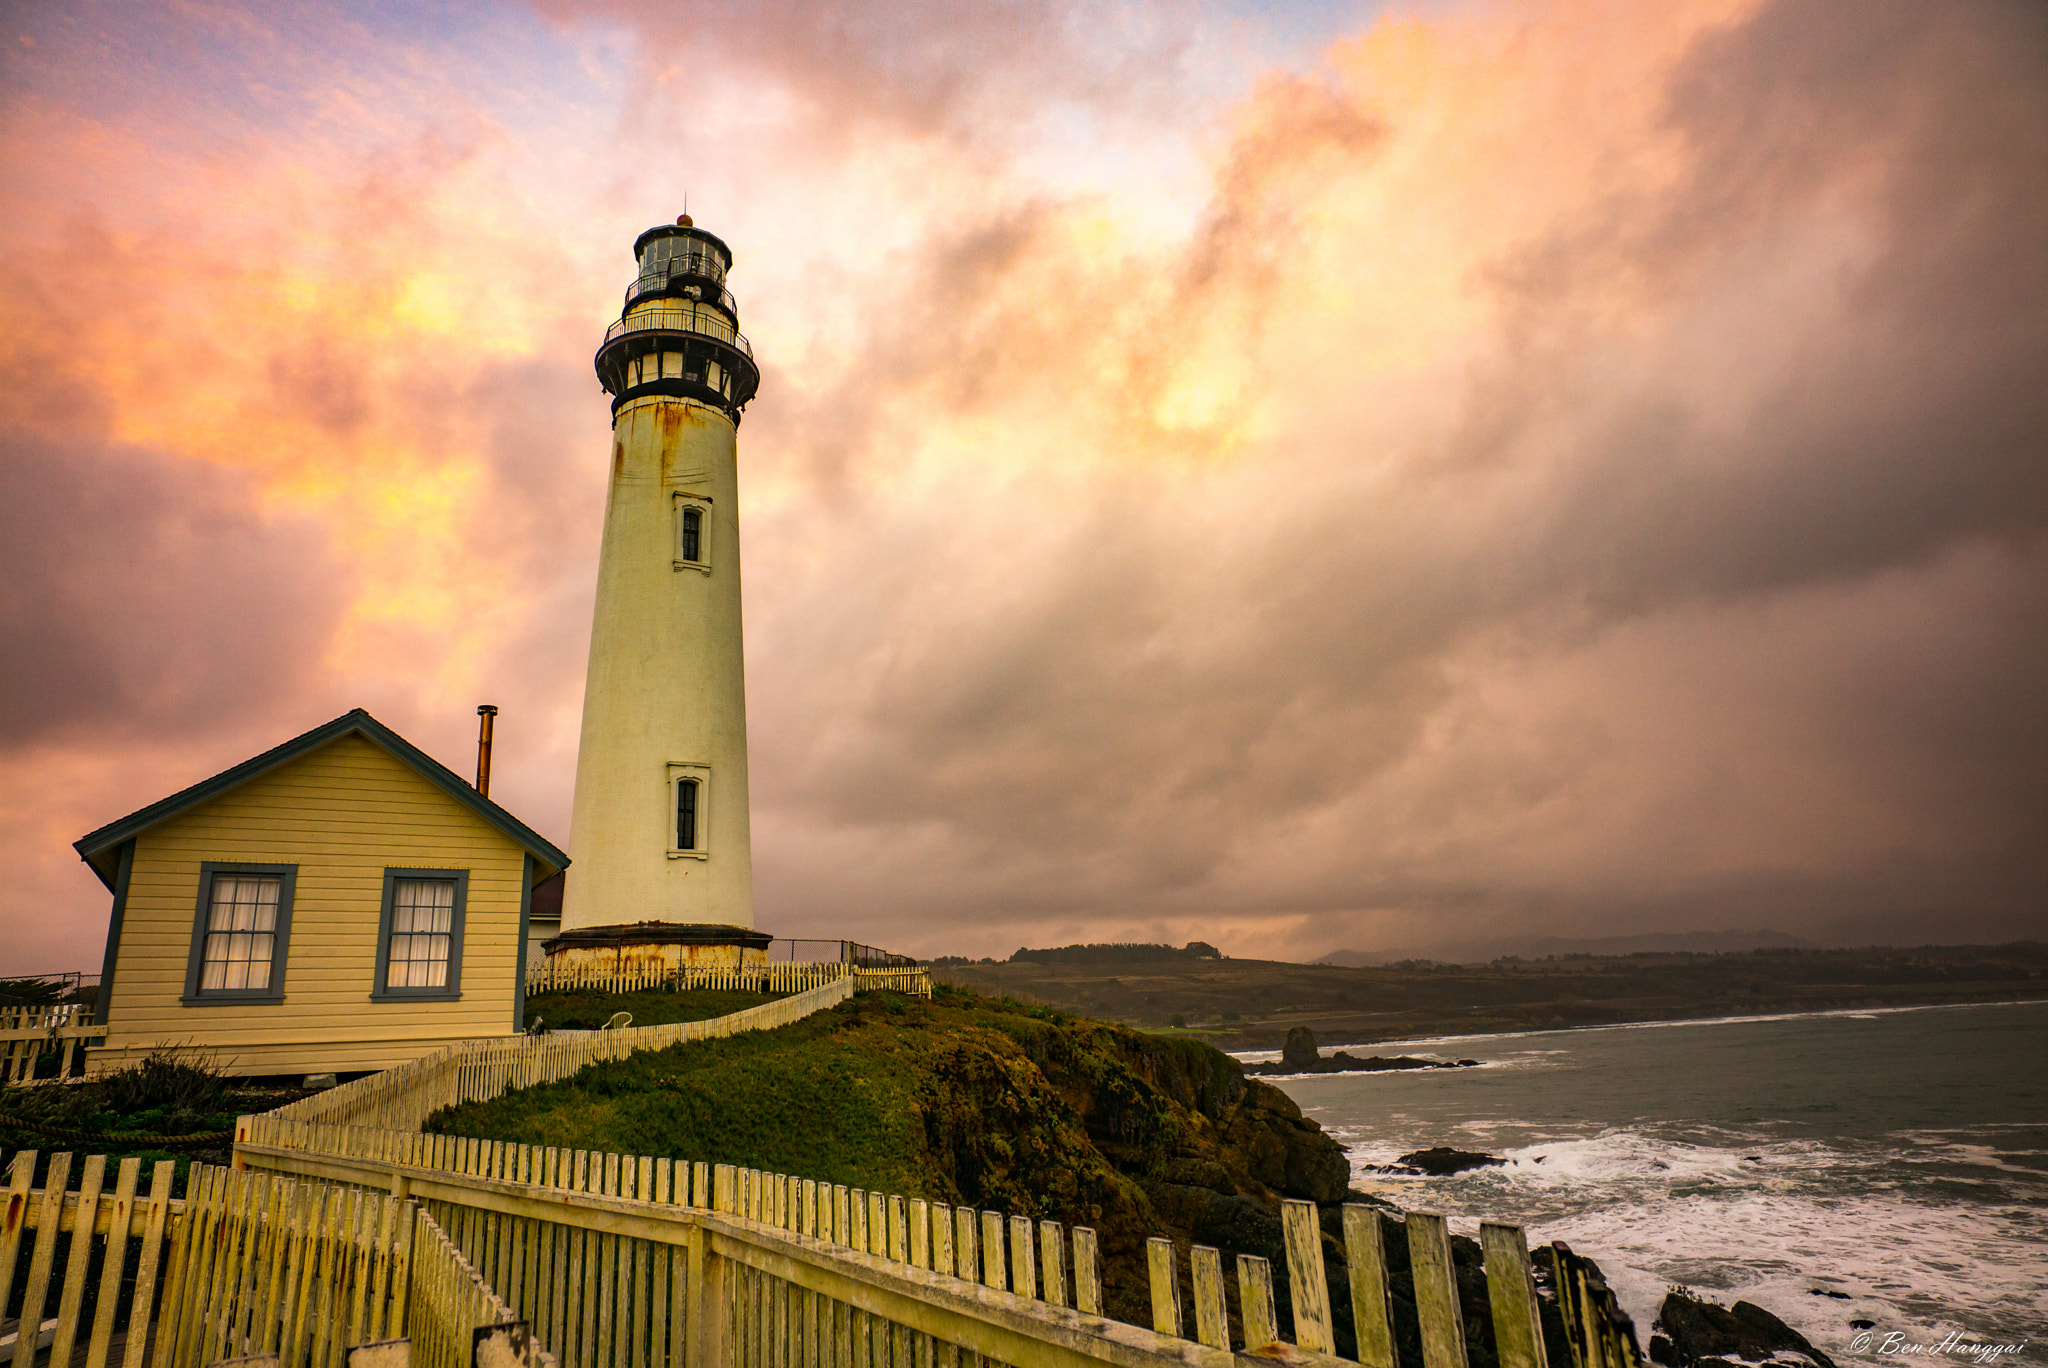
[1224,994,2048,1063]
[1249,999,2048,1365]
[934,942,2048,1052]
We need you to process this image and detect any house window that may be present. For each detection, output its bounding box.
[372,868,468,1000]
[667,763,710,859]
[183,863,296,1003]
[675,496,711,571]
[387,879,455,987]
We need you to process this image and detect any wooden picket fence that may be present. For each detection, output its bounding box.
[9,977,1644,1368]
[524,960,933,999]
[0,1150,549,1368]
[0,1004,106,1083]
[267,976,857,1134]
[852,967,934,997]
[236,968,1644,1368]
[237,1118,1645,1368]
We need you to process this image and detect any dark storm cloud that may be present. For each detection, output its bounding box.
[0,429,352,747]
[743,0,2048,955]
[1455,0,2048,607]
[6,0,2043,972]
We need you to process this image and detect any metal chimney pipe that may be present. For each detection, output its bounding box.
[475,705,499,797]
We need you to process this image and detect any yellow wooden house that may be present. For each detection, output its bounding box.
[75,708,568,1078]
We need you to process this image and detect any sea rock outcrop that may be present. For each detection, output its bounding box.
[1249,1026,1481,1076]
[1370,1146,1507,1177]
[1651,1289,1837,1368]
[1281,1025,1322,1070]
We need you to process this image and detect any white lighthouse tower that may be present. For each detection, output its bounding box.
[550,216,770,973]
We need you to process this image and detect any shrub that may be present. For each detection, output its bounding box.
[97,1048,228,1115]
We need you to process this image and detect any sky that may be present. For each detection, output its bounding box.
[3,0,2044,973]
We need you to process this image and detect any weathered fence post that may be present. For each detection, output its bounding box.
[1483,1222,1552,1368]
[1281,1198,1334,1353]
[685,1227,724,1368]
[1189,1245,1228,1350]
[1345,1203,1399,1368]
[1008,1215,1036,1300]
[1038,1220,1067,1309]
[1238,1253,1279,1352]
[1408,1211,1470,1368]
[1073,1227,1101,1316]
[1145,1237,1181,1337]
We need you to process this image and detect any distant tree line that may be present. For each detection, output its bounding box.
[1006,942,1223,966]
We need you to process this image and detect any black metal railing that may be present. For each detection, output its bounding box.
[0,969,100,1007]
[603,305,753,358]
[764,939,922,968]
[626,247,735,310]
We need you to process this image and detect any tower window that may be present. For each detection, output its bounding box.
[667,762,711,858]
[675,496,711,571]
[677,778,699,851]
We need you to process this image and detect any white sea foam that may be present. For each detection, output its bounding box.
[1520,1187,2048,1365]
[1337,1126,1780,1191]
[1269,1002,2048,1365]
[1330,1125,2048,1365]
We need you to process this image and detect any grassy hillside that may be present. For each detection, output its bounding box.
[429,985,1395,1346]
[936,942,2048,1047]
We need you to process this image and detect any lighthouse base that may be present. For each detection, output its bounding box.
[539,921,773,981]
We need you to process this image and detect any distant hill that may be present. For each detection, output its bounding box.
[1317,928,1816,967]
[1011,941,1222,966]
[935,941,1223,968]
[932,942,2048,1047]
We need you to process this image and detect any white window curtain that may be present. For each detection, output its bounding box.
[200,875,280,991]
[386,878,456,988]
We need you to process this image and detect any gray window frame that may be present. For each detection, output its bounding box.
[182,861,297,1004]
[677,776,700,851]
[666,763,711,860]
[370,867,469,1002]
[673,493,712,574]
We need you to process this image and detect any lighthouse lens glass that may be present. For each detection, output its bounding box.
[635,236,673,297]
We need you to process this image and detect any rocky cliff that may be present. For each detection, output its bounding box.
[432,986,1604,1361]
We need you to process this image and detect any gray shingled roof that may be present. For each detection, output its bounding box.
[73,708,569,889]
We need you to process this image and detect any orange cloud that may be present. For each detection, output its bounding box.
[4,0,2043,973]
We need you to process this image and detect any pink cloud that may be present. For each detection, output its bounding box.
[3,0,2042,972]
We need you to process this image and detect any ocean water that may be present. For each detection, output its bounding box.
[1241,999,2048,1366]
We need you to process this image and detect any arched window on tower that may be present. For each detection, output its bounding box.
[675,496,711,572]
[677,778,699,851]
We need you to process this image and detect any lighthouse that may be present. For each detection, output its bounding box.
[549,216,771,973]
